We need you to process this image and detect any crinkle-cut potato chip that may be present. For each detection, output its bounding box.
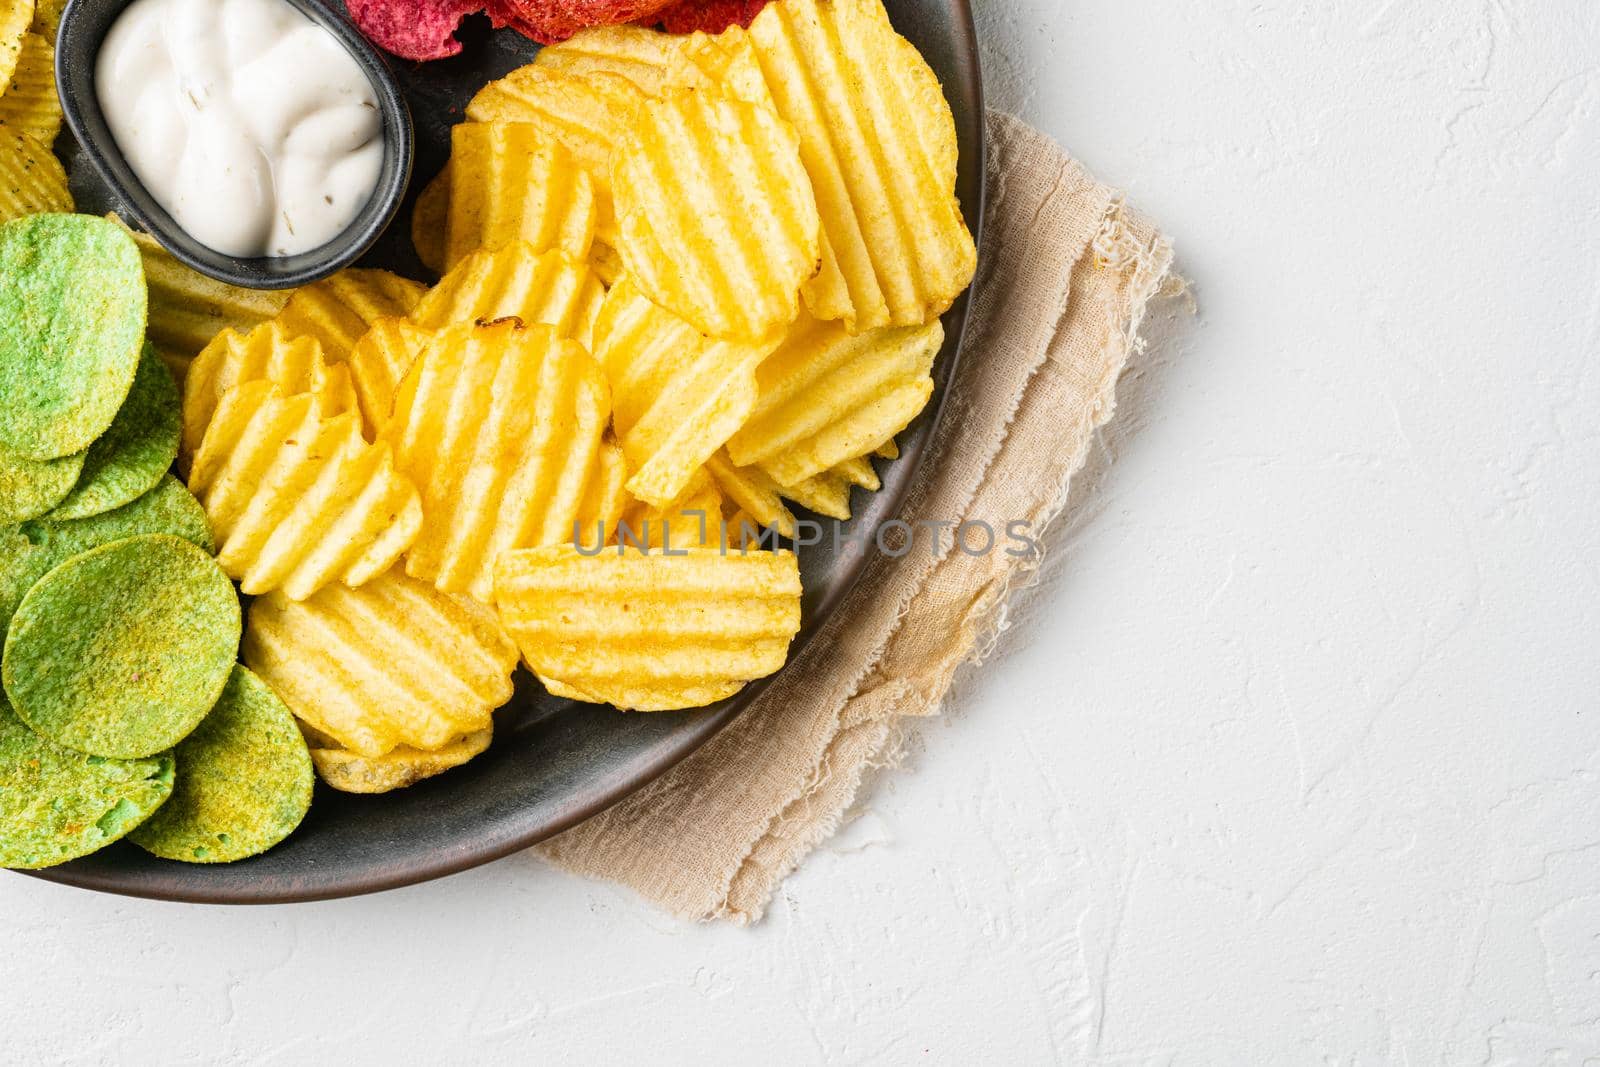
[182,320,356,462]
[115,220,291,377]
[612,88,819,341]
[0,213,141,460]
[0,34,59,145]
[465,66,646,245]
[3,534,240,760]
[0,697,173,870]
[574,433,629,550]
[273,268,427,362]
[382,318,612,600]
[876,438,898,461]
[305,723,493,794]
[618,470,724,550]
[746,0,974,331]
[0,128,68,224]
[0,443,81,525]
[346,317,433,438]
[48,343,181,521]
[128,666,313,863]
[189,381,422,600]
[775,464,853,520]
[496,544,802,712]
[411,169,449,273]
[0,0,28,96]
[409,242,605,349]
[533,23,680,95]
[0,474,213,642]
[243,567,518,758]
[662,25,774,109]
[726,313,941,486]
[26,0,58,40]
[444,122,596,270]
[591,278,777,507]
[704,449,795,538]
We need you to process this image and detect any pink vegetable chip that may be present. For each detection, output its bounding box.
[344,0,482,60]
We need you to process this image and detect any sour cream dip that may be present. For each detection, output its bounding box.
[96,0,385,258]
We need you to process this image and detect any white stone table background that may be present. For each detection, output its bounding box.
[5,2,1598,1063]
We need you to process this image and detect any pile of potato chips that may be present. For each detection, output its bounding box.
[0,0,974,868]
[0,0,70,225]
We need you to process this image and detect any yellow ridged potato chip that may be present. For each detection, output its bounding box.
[776,465,853,520]
[444,123,595,271]
[726,313,942,486]
[575,433,629,551]
[116,222,292,380]
[0,128,69,225]
[189,381,422,600]
[245,567,517,758]
[0,0,28,96]
[611,88,819,341]
[274,268,427,362]
[591,278,778,507]
[27,0,58,40]
[346,316,432,438]
[618,470,724,550]
[876,438,898,461]
[0,33,59,144]
[382,318,612,602]
[746,0,975,331]
[663,26,775,110]
[411,169,449,274]
[495,544,802,712]
[466,67,645,246]
[306,725,494,794]
[408,242,605,349]
[704,449,796,538]
[181,321,356,461]
[532,24,680,96]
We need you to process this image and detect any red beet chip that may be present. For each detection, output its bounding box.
[344,0,483,60]
[656,0,769,34]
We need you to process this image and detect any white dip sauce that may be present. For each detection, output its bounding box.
[96,0,385,258]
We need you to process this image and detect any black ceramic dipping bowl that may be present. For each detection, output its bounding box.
[55,0,414,289]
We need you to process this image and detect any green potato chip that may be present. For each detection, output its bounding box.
[3,533,240,759]
[0,696,175,869]
[0,474,213,642]
[129,666,313,863]
[0,442,83,525]
[0,214,146,460]
[46,343,180,522]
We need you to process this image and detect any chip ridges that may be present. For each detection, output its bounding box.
[0,128,68,225]
[189,380,422,600]
[382,318,613,601]
[593,278,777,507]
[746,0,975,330]
[120,223,291,378]
[306,725,494,794]
[611,88,819,340]
[0,0,27,96]
[273,268,428,362]
[445,122,597,270]
[0,33,59,145]
[182,320,357,462]
[726,313,941,486]
[346,316,433,438]
[408,243,606,350]
[496,544,802,712]
[243,568,518,758]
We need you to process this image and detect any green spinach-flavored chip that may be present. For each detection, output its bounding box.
[0,697,175,869]
[130,666,313,863]
[0,474,213,643]
[47,343,180,521]
[0,444,83,525]
[3,534,240,759]
[0,214,146,460]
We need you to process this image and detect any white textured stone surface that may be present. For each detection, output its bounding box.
[5,2,1599,1063]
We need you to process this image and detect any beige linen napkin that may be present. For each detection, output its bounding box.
[539,111,1176,923]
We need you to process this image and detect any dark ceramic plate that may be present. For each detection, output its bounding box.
[25,0,984,903]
